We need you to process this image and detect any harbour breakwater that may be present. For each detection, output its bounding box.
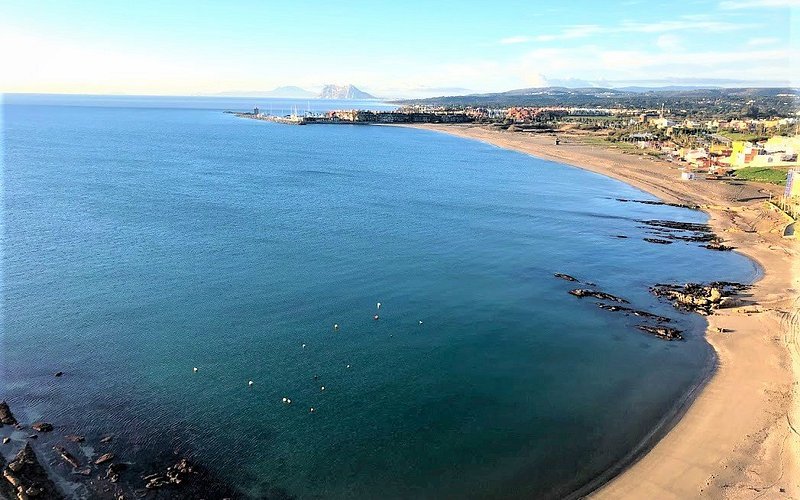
[226,109,473,125]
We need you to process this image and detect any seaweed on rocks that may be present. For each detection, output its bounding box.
[643,238,673,244]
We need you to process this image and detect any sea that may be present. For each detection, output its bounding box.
[1,94,759,499]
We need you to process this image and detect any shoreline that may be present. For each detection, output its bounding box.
[398,123,799,498]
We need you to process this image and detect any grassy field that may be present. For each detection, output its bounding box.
[734,167,789,185]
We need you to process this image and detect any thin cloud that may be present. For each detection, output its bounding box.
[747,37,780,46]
[499,36,532,45]
[523,18,749,44]
[719,0,800,9]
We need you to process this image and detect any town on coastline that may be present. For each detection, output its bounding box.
[234,99,800,224]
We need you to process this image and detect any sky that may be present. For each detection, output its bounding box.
[1,0,798,98]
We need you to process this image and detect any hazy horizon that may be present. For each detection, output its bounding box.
[2,0,798,98]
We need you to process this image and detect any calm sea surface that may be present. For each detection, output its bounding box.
[2,95,758,499]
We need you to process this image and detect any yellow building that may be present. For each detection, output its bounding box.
[728,140,758,168]
[764,136,800,156]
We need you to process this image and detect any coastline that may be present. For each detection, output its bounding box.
[398,123,799,498]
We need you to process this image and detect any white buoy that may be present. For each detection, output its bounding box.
[287,398,292,404]
[377,302,381,310]
[248,380,254,387]
[302,343,306,349]
[373,314,379,320]
[334,324,339,331]
[310,407,315,413]
[193,367,198,373]
[282,397,288,403]
[419,320,423,325]
[320,386,325,391]
[346,364,351,369]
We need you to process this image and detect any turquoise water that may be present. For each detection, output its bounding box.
[2,95,758,499]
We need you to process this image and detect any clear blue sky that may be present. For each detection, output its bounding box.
[1,0,797,96]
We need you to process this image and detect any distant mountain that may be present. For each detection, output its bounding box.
[393,86,799,116]
[214,86,315,98]
[318,84,376,100]
[263,86,316,98]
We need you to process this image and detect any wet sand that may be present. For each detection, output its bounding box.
[401,123,799,498]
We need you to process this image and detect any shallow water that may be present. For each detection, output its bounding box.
[1,95,759,499]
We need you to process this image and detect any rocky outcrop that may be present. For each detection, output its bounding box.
[3,443,63,499]
[0,401,18,426]
[703,242,734,251]
[636,325,684,341]
[52,446,80,468]
[650,281,749,315]
[31,422,53,433]
[616,198,699,209]
[94,452,114,466]
[141,457,244,498]
[568,289,629,303]
[595,303,671,322]
[554,273,579,282]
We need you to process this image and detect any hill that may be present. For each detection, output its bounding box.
[318,84,376,100]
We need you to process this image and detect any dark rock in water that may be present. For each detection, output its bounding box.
[650,281,749,315]
[54,372,63,377]
[0,401,18,426]
[141,457,247,499]
[569,289,629,303]
[640,219,712,233]
[74,468,92,477]
[616,198,698,209]
[53,445,81,468]
[595,303,671,322]
[636,324,684,340]
[554,273,579,282]
[32,422,54,433]
[3,443,64,499]
[95,452,115,465]
[703,242,734,251]
[106,462,127,483]
[614,235,628,238]
[100,435,113,444]
[27,434,38,440]
[643,237,673,244]
[64,434,85,443]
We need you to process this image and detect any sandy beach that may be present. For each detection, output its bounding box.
[403,123,799,498]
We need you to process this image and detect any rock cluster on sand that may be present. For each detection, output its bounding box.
[2,443,63,500]
[650,281,749,315]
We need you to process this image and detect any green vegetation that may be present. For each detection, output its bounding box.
[734,167,789,185]
[716,131,765,142]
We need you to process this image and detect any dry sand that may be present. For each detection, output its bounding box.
[402,123,799,499]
